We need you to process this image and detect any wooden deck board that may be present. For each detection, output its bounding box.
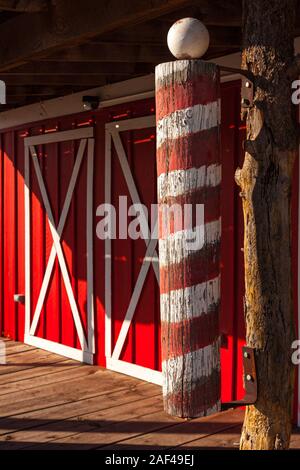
[0,358,78,386]
[1,395,164,450]
[0,369,148,419]
[177,425,242,450]
[102,409,245,450]
[28,410,182,450]
[0,364,97,404]
[3,343,36,355]
[0,382,158,440]
[0,362,90,396]
[0,338,299,450]
[0,349,68,376]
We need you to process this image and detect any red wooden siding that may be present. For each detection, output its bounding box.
[0,83,298,417]
[220,80,299,420]
[220,80,246,402]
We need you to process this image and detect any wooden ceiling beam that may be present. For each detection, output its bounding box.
[97,25,241,47]
[6,84,90,97]
[3,74,135,86]
[0,0,47,12]
[157,0,242,26]
[40,43,171,64]
[0,61,153,75]
[40,35,241,64]
[0,0,199,71]
[0,101,32,109]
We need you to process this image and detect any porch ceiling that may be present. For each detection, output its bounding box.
[0,0,297,111]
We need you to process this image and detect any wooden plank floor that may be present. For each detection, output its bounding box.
[0,338,299,450]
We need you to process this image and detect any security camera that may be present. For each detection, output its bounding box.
[82,95,100,111]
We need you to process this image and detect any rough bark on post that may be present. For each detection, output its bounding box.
[238,0,298,450]
[155,60,221,418]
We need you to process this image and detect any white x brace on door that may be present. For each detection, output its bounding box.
[24,128,95,364]
[105,115,162,385]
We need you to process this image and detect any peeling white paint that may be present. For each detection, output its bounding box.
[160,275,220,323]
[159,218,221,267]
[158,164,221,200]
[157,100,219,149]
[162,338,221,395]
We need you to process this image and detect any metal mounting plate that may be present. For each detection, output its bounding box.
[221,346,257,410]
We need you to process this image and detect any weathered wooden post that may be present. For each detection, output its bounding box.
[155,18,221,418]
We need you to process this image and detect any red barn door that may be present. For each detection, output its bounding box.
[104,115,162,384]
[24,127,95,363]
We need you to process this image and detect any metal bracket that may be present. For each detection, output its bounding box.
[221,346,257,410]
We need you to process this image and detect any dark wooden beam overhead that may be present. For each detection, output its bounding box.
[39,30,241,64]
[0,0,47,11]
[6,84,92,97]
[97,25,241,48]
[158,0,242,26]
[40,44,172,64]
[0,0,200,71]
[0,62,153,76]
[3,74,135,86]
[0,100,34,109]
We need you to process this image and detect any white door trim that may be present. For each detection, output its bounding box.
[106,358,162,386]
[24,127,94,146]
[24,127,95,364]
[105,115,162,385]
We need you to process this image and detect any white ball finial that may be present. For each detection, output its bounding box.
[167,18,210,60]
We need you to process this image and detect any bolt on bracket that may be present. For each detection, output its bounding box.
[221,346,257,411]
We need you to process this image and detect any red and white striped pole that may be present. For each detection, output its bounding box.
[155,58,221,418]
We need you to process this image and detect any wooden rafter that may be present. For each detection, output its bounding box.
[157,0,242,26]
[41,43,171,64]
[3,74,133,86]
[96,25,241,48]
[0,62,153,76]
[0,0,200,71]
[41,32,241,64]
[6,84,93,97]
[0,0,47,11]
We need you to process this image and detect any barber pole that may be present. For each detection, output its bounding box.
[155,60,221,417]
